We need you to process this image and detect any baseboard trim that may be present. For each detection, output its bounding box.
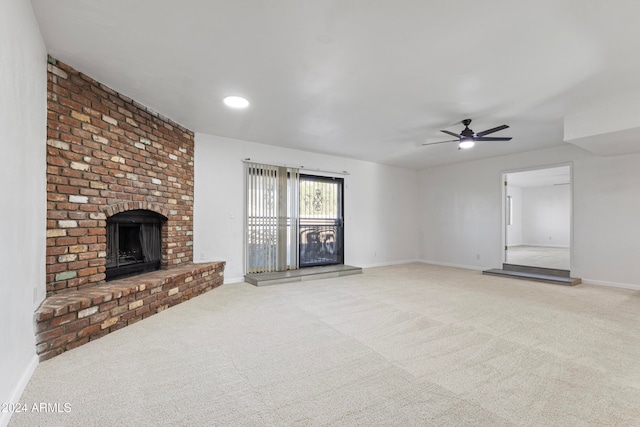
[0,354,38,427]
[581,278,640,291]
[357,259,422,269]
[515,244,570,249]
[224,276,246,284]
[419,259,487,271]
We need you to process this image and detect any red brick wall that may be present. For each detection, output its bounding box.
[46,57,194,294]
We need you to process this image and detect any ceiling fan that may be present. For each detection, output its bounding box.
[423,119,512,149]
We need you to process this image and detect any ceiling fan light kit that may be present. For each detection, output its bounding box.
[423,119,512,149]
[458,140,475,149]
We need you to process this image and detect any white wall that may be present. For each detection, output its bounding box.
[193,133,419,282]
[419,144,640,288]
[521,185,570,247]
[506,185,522,246]
[0,1,47,425]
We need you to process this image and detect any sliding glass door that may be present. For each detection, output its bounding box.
[245,164,344,273]
[299,175,344,267]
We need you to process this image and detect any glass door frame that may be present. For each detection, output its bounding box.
[298,174,344,268]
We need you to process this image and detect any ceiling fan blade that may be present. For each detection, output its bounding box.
[475,125,509,137]
[474,136,512,142]
[440,130,461,138]
[422,139,458,146]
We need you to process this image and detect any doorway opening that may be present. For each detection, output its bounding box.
[503,165,572,271]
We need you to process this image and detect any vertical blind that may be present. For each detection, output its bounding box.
[245,162,299,274]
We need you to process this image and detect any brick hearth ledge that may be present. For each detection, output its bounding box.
[35,262,225,361]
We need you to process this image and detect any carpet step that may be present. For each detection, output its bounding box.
[482,268,581,286]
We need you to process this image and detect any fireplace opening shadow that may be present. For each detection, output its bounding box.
[106,209,166,281]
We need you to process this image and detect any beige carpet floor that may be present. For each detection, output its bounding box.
[9,263,640,426]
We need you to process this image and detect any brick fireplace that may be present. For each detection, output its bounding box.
[45,57,196,293]
[37,57,224,360]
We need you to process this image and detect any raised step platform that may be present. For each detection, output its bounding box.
[35,262,225,361]
[483,263,581,286]
[244,264,362,287]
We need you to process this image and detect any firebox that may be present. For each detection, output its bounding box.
[106,210,166,281]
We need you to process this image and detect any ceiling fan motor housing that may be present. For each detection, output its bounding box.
[460,120,475,138]
[460,128,475,138]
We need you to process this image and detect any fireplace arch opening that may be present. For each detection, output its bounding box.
[106,209,167,281]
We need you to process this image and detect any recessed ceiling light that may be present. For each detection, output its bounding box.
[223,96,249,108]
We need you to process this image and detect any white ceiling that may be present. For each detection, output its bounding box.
[30,0,640,170]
